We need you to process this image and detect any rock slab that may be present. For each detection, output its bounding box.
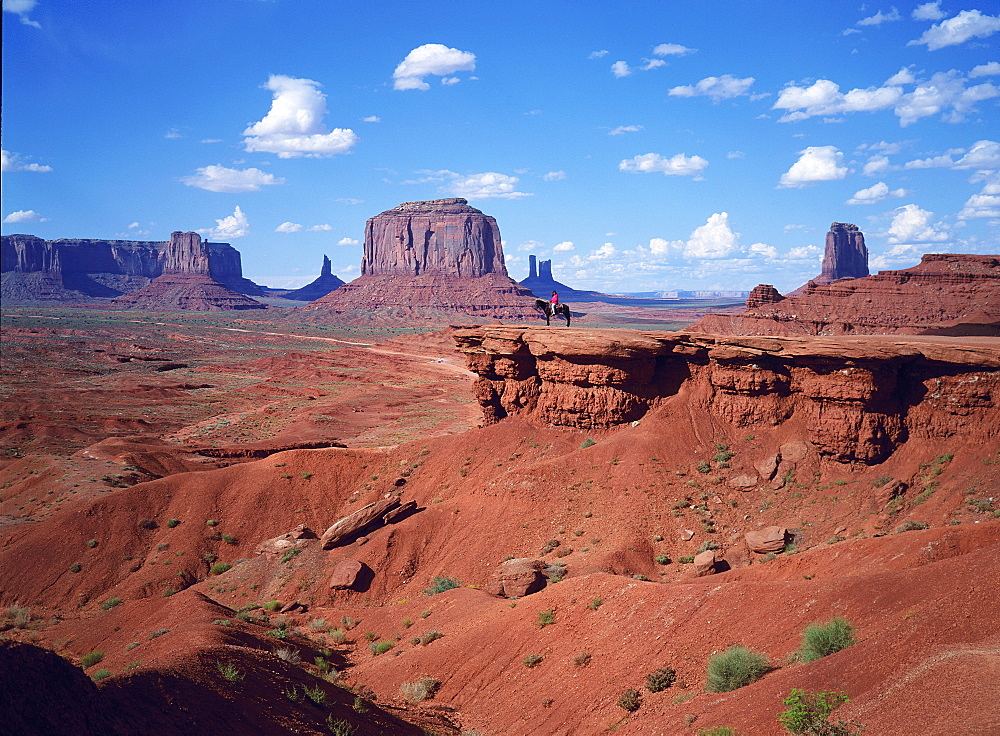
[320,496,400,549]
[745,526,788,554]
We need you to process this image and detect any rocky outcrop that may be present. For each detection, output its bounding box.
[1,232,266,302]
[329,559,368,590]
[692,254,1000,336]
[256,524,318,557]
[518,254,623,303]
[818,222,869,284]
[489,558,548,598]
[454,326,1000,464]
[320,496,401,549]
[745,284,784,309]
[299,199,538,321]
[281,255,345,301]
[745,526,788,554]
[693,550,717,576]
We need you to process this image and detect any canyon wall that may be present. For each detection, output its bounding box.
[454,326,999,464]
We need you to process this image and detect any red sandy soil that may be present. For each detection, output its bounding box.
[1,308,998,735]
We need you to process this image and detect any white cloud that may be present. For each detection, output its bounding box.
[609,125,643,135]
[611,60,632,78]
[336,198,363,205]
[445,171,532,199]
[649,237,683,256]
[845,181,907,205]
[669,74,755,101]
[128,222,140,229]
[887,204,949,242]
[3,0,40,28]
[338,237,360,245]
[593,242,617,258]
[393,43,476,90]
[653,43,696,56]
[778,146,848,188]
[857,7,901,26]
[201,138,222,144]
[619,152,709,178]
[727,151,745,159]
[788,245,822,260]
[912,2,945,21]
[863,154,892,175]
[909,9,1000,50]
[441,76,460,86]
[588,49,609,59]
[773,79,902,122]
[885,66,916,85]
[164,127,182,139]
[541,170,566,181]
[684,212,739,259]
[1,150,52,173]
[749,242,777,259]
[953,140,1000,170]
[959,175,1000,219]
[641,59,666,71]
[308,224,332,231]
[181,164,285,193]
[243,75,359,158]
[904,153,955,169]
[895,71,999,126]
[970,62,1000,78]
[553,241,575,252]
[206,206,250,240]
[362,115,381,123]
[3,209,48,223]
[275,222,303,233]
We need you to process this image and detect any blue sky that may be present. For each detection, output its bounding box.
[2,0,998,293]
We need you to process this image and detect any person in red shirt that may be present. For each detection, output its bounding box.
[550,291,559,311]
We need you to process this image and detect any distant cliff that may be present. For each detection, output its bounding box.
[1,233,265,303]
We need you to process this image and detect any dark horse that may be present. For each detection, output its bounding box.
[534,299,571,326]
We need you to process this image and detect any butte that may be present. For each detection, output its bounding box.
[297,198,537,321]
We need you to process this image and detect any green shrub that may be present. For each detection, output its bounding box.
[537,609,556,627]
[303,684,326,705]
[86,539,98,548]
[796,617,855,663]
[262,600,282,611]
[655,554,670,565]
[69,562,82,573]
[6,604,31,628]
[423,575,461,596]
[280,548,301,563]
[895,519,928,533]
[267,628,288,640]
[205,519,219,527]
[80,651,104,668]
[166,518,180,528]
[580,438,596,449]
[617,687,642,712]
[212,619,232,626]
[523,654,543,668]
[678,555,695,564]
[587,597,603,610]
[209,562,231,575]
[697,541,720,553]
[779,689,861,735]
[401,677,440,703]
[419,629,444,645]
[696,461,711,474]
[222,534,237,545]
[872,475,892,488]
[91,669,112,681]
[326,717,355,736]
[706,646,769,692]
[100,597,122,611]
[148,628,169,639]
[645,665,676,692]
[369,640,395,655]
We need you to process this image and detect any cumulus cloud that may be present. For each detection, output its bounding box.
[953,139,1000,170]
[3,0,40,28]
[619,152,708,178]
[909,9,1000,50]
[181,164,285,193]
[749,242,778,259]
[641,58,666,71]
[668,74,755,101]
[970,61,1000,78]
[588,49,609,59]
[338,237,360,245]
[912,1,945,21]
[243,75,359,158]
[773,79,903,122]
[684,212,739,258]
[885,66,917,85]
[1,150,52,173]
[778,146,848,188]
[275,222,303,233]
[308,224,332,231]
[609,125,643,135]
[206,206,250,240]
[887,204,949,243]
[845,181,907,205]
[895,71,999,126]
[362,115,381,123]
[959,175,1000,219]
[863,154,892,175]
[857,7,901,26]
[593,242,617,258]
[541,170,567,181]
[393,43,476,90]
[611,60,632,78]
[426,171,532,199]
[553,241,575,252]
[653,43,696,56]
[3,209,48,223]
[788,245,822,260]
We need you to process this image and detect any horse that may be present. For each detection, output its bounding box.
[534,299,571,326]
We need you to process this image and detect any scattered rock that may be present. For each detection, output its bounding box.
[255,525,317,557]
[680,529,695,542]
[727,474,757,489]
[755,454,780,481]
[878,479,908,510]
[779,441,810,463]
[320,496,401,549]
[490,558,548,598]
[329,559,367,591]
[279,600,307,613]
[693,550,717,577]
[383,500,418,524]
[745,526,788,554]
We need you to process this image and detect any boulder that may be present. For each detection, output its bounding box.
[256,524,318,557]
[329,559,366,590]
[680,529,695,542]
[745,526,788,554]
[320,496,400,549]
[383,500,418,524]
[279,600,307,613]
[693,550,717,577]
[490,558,548,598]
[755,454,780,481]
[727,474,757,489]
[779,441,811,463]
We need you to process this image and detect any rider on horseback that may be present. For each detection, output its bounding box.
[550,291,559,311]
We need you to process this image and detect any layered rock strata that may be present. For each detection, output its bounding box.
[454,326,1000,464]
[300,199,538,320]
[817,222,869,284]
[693,254,1000,336]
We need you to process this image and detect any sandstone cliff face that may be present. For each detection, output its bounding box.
[695,253,1000,336]
[818,222,868,284]
[455,326,1000,464]
[362,198,507,278]
[0,232,262,302]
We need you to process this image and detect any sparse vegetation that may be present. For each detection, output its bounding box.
[706,646,769,692]
[697,541,720,553]
[655,554,671,565]
[423,575,461,596]
[275,647,301,664]
[5,604,31,628]
[222,533,238,545]
[326,717,355,735]
[401,677,441,703]
[206,519,219,527]
[91,669,113,681]
[303,684,327,706]
[419,629,444,645]
[678,555,695,564]
[779,689,861,735]
[148,628,169,639]
[138,518,157,530]
[280,548,302,563]
[209,562,232,575]
[580,438,596,449]
[696,728,736,736]
[216,660,244,682]
[696,460,712,474]
[69,562,82,573]
[166,518,180,528]
[895,520,928,533]
[537,609,556,627]
[572,651,592,667]
[795,618,856,663]
[617,687,642,712]
[100,597,122,611]
[86,539,98,548]
[645,665,677,692]
[369,640,395,655]
[263,600,282,611]
[80,651,104,668]
[523,654,543,668]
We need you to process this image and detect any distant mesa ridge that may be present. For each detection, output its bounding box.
[281,255,345,302]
